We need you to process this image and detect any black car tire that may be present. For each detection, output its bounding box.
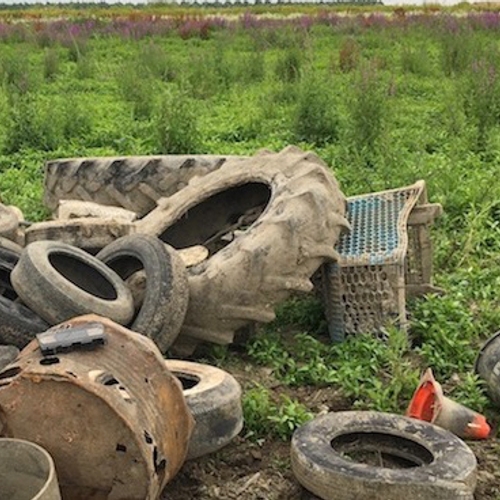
[11,241,134,326]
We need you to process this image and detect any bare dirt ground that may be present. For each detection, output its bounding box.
[163,361,500,500]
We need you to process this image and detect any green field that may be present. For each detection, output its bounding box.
[1,6,500,441]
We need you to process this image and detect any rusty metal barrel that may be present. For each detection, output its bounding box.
[0,315,194,500]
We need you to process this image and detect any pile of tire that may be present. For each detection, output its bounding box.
[40,146,350,354]
[0,146,348,471]
[0,241,243,464]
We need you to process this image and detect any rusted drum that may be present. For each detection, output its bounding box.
[0,315,194,500]
[0,438,61,500]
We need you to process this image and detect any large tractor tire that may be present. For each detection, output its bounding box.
[44,155,245,217]
[136,146,350,353]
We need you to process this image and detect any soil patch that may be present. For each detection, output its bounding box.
[164,357,500,500]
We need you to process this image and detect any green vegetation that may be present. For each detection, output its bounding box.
[1,6,500,440]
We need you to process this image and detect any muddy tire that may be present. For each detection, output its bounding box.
[0,204,18,239]
[0,245,21,300]
[136,146,349,351]
[291,411,477,500]
[25,218,135,254]
[97,235,189,352]
[0,345,19,372]
[11,241,134,326]
[165,360,243,460]
[0,237,23,253]
[0,296,49,348]
[44,155,245,217]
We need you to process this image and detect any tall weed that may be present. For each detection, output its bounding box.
[5,96,60,153]
[400,45,432,76]
[235,50,266,85]
[462,57,500,149]
[338,37,360,73]
[440,28,477,77]
[293,75,340,146]
[139,42,177,82]
[117,63,156,120]
[275,47,302,83]
[0,49,36,95]
[184,49,233,99]
[43,48,60,81]
[154,90,200,154]
[348,60,389,156]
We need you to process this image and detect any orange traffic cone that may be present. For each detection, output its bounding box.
[406,368,490,440]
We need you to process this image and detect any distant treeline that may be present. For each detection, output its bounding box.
[0,0,383,12]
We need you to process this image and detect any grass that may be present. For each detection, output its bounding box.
[1,5,500,441]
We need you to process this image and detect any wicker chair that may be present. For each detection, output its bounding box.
[322,180,443,342]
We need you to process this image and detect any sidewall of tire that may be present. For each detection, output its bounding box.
[165,360,243,460]
[11,241,134,325]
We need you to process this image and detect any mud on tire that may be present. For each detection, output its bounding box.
[136,146,349,351]
[11,241,134,326]
[165,360,243,460]
[97,235,189,353]
[44,155,244,217]
[291,411,477,500]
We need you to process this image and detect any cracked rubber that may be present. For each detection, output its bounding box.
[11,241,134,325]
[97,235,189,353]
[291,411,477,500]
[44,155,245,217]
[165,360,243,460]
[136,145,349,352]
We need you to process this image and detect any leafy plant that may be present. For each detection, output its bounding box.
[462,57,500,149]
[5,96,60,153]
[338,37,360,73]
[400,45,432,76]
[139,41,177,82]
[43,48,60,81]
[242,385,313,441]
[293,75,340,146]
[154,89,200,154]
[440,26,476,77]
[348,60,389,156]
[275,47,302,83]
[0,49,36,95]
[411,294,478,379]
[117,63,156,120]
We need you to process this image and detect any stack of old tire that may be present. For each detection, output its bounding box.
[0,146,350,499]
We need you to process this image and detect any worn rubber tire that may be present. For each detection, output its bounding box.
[0,245,21,300]
[11,241,134,326]
[0,204,20,242]
[136,145,349,351]
[0,295,49,348]
[0,236,23,253]
[97,235,189,352]
[25,218,135,254]
[165,360,243,460]
[44,155,245,217]
[0,345,19,372]
[291,411,477,500]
